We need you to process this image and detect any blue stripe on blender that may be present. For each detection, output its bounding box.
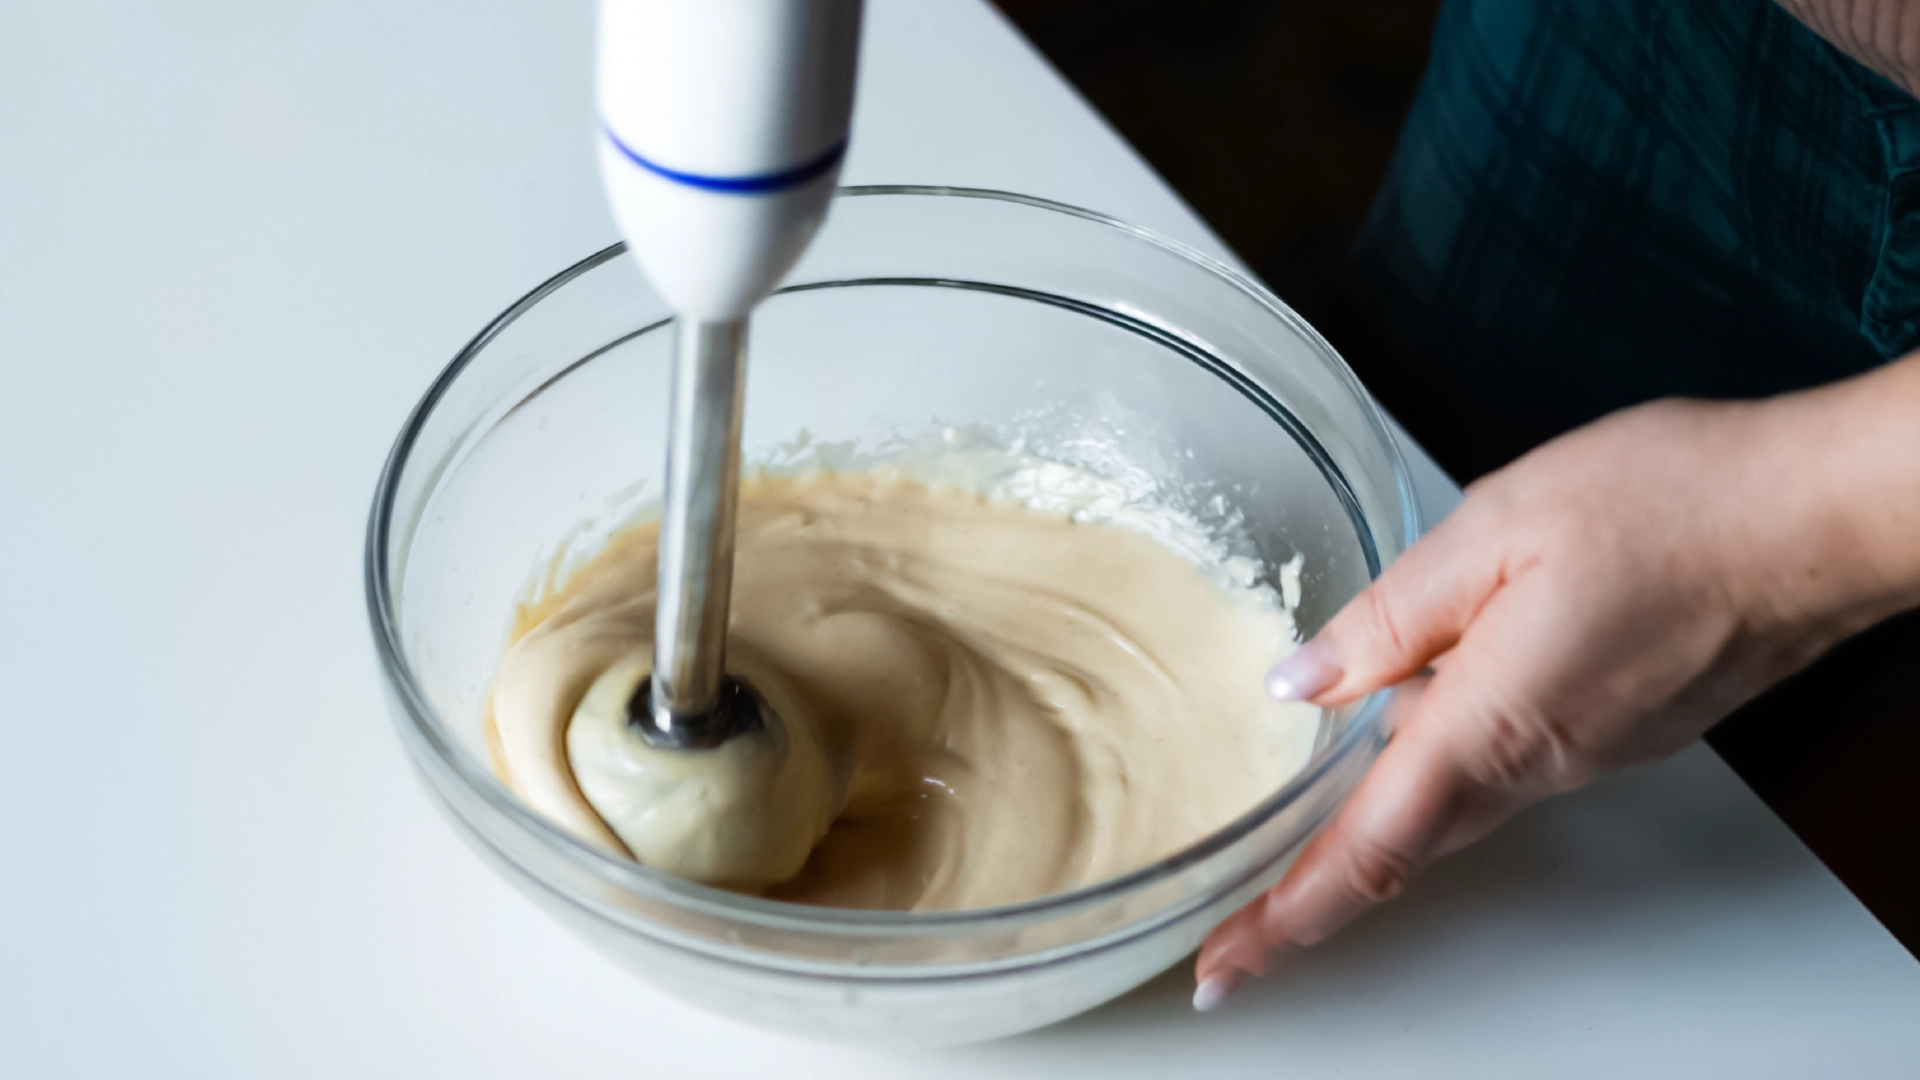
[602,122,847,194]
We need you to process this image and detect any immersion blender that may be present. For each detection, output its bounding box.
[596,0,864,748]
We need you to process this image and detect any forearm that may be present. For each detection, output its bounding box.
[1777,0,1920,96]
[1754,351,1920,636]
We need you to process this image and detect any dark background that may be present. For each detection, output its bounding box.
[995,0,1919,954]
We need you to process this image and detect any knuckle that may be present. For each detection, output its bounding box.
[1339,832,1420,907]
[1464,702,1596,794]
[1355,583,1415,664]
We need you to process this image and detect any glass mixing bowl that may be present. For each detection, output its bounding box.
[366,187,1420,1046]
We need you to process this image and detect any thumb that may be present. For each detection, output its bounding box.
[1267,507,1504,706]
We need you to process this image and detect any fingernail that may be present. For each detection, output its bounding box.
[1266,640,1340,702]
[1192,970,1245,1012]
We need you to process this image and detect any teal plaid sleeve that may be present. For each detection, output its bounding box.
[1337,0,1920,478]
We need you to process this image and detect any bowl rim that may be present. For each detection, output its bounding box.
[364,184,1421,937]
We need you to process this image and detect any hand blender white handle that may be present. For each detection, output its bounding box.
[597,0,863,321]
[597,0,863,738]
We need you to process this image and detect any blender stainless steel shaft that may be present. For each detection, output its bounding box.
[645,318,753,745]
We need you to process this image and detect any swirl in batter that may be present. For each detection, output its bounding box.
[490,468,1318,911]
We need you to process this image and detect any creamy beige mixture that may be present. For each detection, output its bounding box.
[490,468,1318,911]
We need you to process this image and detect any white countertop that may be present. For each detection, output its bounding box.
[2,1,1915,1076]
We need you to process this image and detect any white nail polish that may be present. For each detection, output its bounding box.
[1265,669,1303,701]
[1192,974,1236,1012]
[1264,642,1337,702]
